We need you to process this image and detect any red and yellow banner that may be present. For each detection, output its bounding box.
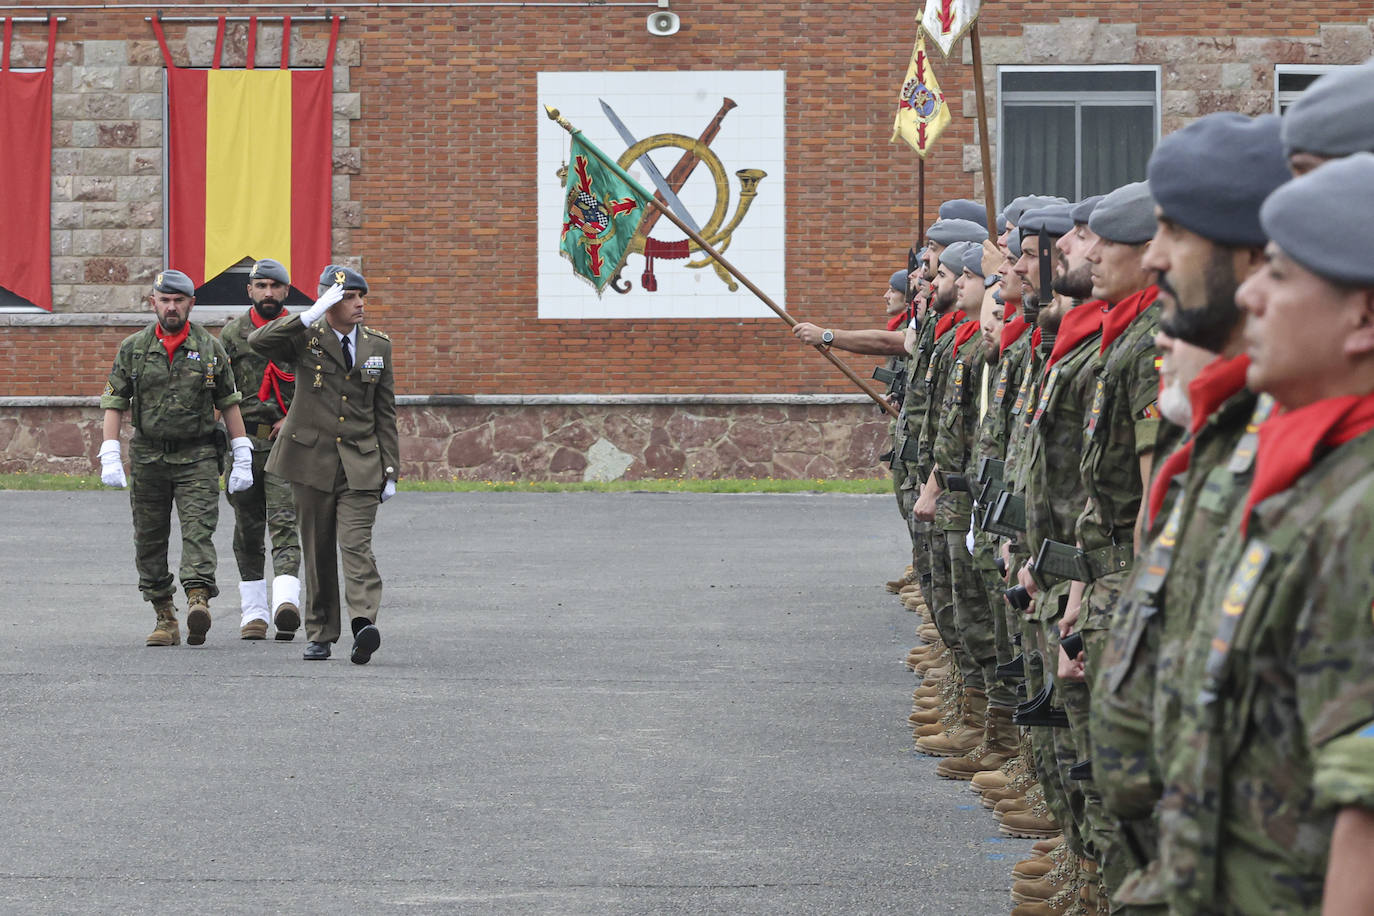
[892,32,951,160]
[154,17,337,290]
[0,18,57,310]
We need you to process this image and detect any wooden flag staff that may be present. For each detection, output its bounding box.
[969,20,997,233]
[545,105,900,419]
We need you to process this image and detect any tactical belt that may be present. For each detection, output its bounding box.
[134,431,218,453]
[1034,539,1134,584]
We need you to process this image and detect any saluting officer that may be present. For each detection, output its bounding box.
[98,269,255,647]
[248,266,399,665]
[219,257,303,641]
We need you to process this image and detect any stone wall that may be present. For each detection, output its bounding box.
[0,400,892,482]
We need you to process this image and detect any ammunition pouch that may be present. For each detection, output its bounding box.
[1035,539,1134,584]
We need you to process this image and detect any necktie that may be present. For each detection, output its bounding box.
[341,334,353,371]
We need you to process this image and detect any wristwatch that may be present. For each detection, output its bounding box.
[821,329,834,346]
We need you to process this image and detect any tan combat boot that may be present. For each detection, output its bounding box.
[916,687,987,757]
[1010,842,1075,904]
[935,704,1019,779]
[917,622,941,643]
[1011,860,1085,915]
[972,746,1026,795]
[185,587,212,646]
[146,597,181,647]
[1012,849,1058,881]
[1079,860,1107,916]
[886,566,916,593]
[982,764,1037,809]
[913,677,963,736]
[1000,785,1060,839]
[1032,834,1065,856]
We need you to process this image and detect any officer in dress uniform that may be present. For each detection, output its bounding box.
[248,266,399,664]
[98,269,255,646]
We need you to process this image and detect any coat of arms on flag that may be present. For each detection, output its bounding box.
[559,133,653,295]
[892,33,951,159]
[921,0,981,57]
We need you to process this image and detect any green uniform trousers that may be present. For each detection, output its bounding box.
[129,453,221,602]
[226,448,300,582]
[293,462,381,644]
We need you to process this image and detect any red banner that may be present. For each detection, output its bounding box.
[0,18,56,310]
[152,17,337,292]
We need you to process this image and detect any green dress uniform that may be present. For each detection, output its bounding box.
[247,313,399,645]
[1159,424,1374,914]
[100,322,242,602]
[220,310,301,585]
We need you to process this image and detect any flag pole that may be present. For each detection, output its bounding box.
[917,157,926,251]
[969,21,997,231]
[545,105,900,420]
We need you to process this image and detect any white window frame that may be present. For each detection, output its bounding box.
[996,65,1162,211]
[1274,64,1348,115]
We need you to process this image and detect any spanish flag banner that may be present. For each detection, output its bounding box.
[0,18,57,310]
[892,32,952,160]
[151,17,337,291]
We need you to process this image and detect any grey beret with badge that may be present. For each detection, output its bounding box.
[153,268,196,298]
[929,218,988,246]
[1148,112,1290,248]
[962,243,985,278]
[1008,231,1023,259]
[1019,204,1074,240]
[1259,152,1374,288]
[939,240,978,274]
[890,269,909,293]
[1281,58,1374,158]
[940,198,988,228]
[1003,195,1069,229]
[319,264,368,294]
[1088,181,1157,244]
[1071,195,1105,226]
[249,258,291,285]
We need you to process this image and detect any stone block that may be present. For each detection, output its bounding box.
[140,229,163,257]
[73,66,118,91]
[72,229,102,256]
[101,229,141,257]
[1220,62,1255,91]
[52,257,83,283]
[332,120,350,146]
[51,202,83,230]
[51,230,73,257]
[75,176,118,202]
[51,284,74,309]
[127,40,164,66]
[117,175,161,202]
[96,121,139,148]
[84,258,129,284]
[80,148,129,176]
[1165,63,1222,92]
[1318,24,1374,63]
[128,94,162,120]
[139,67,166,92]
[82,92,129,120]
[127,258,162,284]
[334,201,362,228]
[294,38,330,68]
[50,122,72,147]
[73,284,140,312]
[138,120,163,147]
[446,424,494,468]
[1091,24,1138,63]
[127,202,160,228]
[333,147,361,174]
[51,176,73,203]
[184,27,218,68]
[83,202,128,229]
[69,121,98,148]
[333,65,351,92]
[82,40,125,67]
[1163,90,1199,118]
[130,151,160,175]
[334,92,360,120]
[331,228,351,252]
[335,39,361,67]
[978,35,1025,64]
[52,149,79,174]
[962,143,982,172]
[52,92,82,119]
[1024,18,1100,64]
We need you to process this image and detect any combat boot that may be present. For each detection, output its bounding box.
[146,597,181,647]
[917,622,941,643]
[982,764,1037,809]
[915,645,950,676]
[886,566,916,593]
[271,574,301,641]
[972,745,1027,796]
[935,704,1018,779]
[1078,860,1107,916]
[913,680,963,737]
[916,688,986,757]
[1000,786,1060,839]
[1012,848,1058,881]
[1011,842,1075,903]
[185,587,212,646]
[1031,835,1064,856]
[911,675,960,727]
[1011,872,1086,916]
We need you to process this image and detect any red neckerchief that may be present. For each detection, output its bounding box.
[1003,300,1018,321]
[1032,327,1042,351]
[248,307,296,413]
[1046,301,1107,370]
[934,308,967,340]
[1242,392,1374,534]
[1146,353,1250,528]
[154,322,191,364]
[953,318,980,351]
[886,311,906,331]
[1001,315,1030,354]
[1100,285,1160,353]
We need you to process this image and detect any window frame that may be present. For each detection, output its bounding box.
[1274,64,1348,115]
[996,64,1162,211]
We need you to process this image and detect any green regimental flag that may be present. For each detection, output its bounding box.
[559,132,653,294]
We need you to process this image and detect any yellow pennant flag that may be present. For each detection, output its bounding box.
[891,32,951,159]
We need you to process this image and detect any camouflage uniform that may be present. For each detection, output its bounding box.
[219,311,301,583]
[1090,381,1266,911]
[1159,426,1374,913]
[899,310,939,601]
[100,322,242,601]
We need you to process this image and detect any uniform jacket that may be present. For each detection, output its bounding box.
[247,314,399,492]
[221,309,295,451]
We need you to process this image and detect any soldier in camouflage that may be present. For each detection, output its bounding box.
[98,269,254,647]
[219,258,303,641]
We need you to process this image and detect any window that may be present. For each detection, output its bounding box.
[190,257,313,317]
[1275,65,1349,114]
[998,66,1160,210]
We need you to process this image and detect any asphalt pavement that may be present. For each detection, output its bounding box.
[0,490,1031,914]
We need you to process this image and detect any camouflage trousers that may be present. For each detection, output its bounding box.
[225,448,300,581]
[972,542,1018,708]
[926,524,959,664]
[948,528,996,695]
[129,453,220,602]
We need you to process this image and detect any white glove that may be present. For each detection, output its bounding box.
[966,515,976,555]
[380,479,396,503]
[301,282,345,325]
[227,437,254,494]
[99,439,127,488]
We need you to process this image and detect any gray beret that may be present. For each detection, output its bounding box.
[1071,195,1105,225]
[928,218,988,246]
[1260,152,1374,287]
[153,268,196,297]
[940,198,988,228]
[1148,112,1290,248]
[1008,231,1023,259]
[320,264,368,293]
[939,240,978,274]
[1281,59,1374,158]
[962,243,985,278]
[1002,194,1069,228]
[249,258,290,285]
[890,269,909,293]
[1088,181,1157,244]
[1019,204,1074,239]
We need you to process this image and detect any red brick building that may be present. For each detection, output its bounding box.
[0,1,1369,479]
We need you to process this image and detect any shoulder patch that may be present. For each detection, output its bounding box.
[363,326,389,341]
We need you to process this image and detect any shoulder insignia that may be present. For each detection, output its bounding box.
[363,326,389,341]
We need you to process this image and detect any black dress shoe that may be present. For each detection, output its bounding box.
[303,641,331,661]
[351,624,380,665]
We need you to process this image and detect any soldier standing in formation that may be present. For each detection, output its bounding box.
[99,269,255,646]
[219,258,303,641]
